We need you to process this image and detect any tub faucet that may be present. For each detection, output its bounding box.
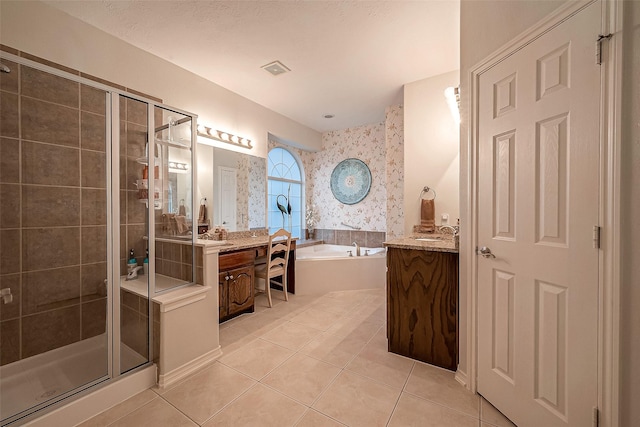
[126,266,143,281]
[352,242,361,257]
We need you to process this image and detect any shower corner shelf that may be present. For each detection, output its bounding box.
[139,199,163,210]
[154,138,190,149]
[136,156,161,166]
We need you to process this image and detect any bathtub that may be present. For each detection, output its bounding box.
[295,244,387,295]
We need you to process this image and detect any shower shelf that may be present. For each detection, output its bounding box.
[155,138,190,149]
[135,156,161,166]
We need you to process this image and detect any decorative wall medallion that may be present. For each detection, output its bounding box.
[330,158,372,205]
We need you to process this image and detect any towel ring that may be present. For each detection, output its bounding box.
[419,186,436,200]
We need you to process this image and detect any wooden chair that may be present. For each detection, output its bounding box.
[254,229,292,308]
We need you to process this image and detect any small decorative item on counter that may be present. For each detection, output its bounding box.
[305,204,318,239]
[219,227,228,240]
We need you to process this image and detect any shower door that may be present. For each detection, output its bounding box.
[0,59,111,423]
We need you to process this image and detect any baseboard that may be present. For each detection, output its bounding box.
[25,365,156,427]
[157,347,222,389]
[455,368,469,389]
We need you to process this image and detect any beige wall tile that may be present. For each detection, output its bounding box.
[0,183,20,228]
[81,262,107,300]
[82,298,107,339]
[22,141,79,186]
[1,229,21,274]
[22,305,80,357]
[81,112,106,152]
[0,60,19,93]
[0,318,20,365]
[80,84,107,115]
[22,266,80,314]
[0,273,20,320]
[81,188,107,226]
[126,98,147,126]
[0,92,19,138]
[0,137,20,183]
[21,66,79,108]
[81,226,107,264]
[22,227,80,270]
[22,185,80,227]
[21,97,79,147]
[81,149,107,189]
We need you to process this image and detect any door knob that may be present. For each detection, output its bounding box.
[477,246,496,258]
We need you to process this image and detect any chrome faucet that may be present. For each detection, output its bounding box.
[352,242,361,256]
[126,266,143,281]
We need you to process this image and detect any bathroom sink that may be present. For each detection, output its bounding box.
[415,237,442,242]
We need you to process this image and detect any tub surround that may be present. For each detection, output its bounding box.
[384,232,459,370]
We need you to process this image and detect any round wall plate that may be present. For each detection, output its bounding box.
[330,158,372,205]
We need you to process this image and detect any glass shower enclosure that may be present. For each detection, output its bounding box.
[0,52,196,425]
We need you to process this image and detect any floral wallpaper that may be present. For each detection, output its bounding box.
[248,155,266,228]
[236,155,249,230]
[385,104,404,239]
[268,106,404,235]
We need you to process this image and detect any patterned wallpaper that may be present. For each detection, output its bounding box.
[248,155,266,229]
[236,155,249,230]
[385,104,404,239]
[268,107,404,235]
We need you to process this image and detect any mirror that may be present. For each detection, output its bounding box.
[196,145,266,232]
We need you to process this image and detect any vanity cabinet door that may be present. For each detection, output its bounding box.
[227,265,254,316]
[218,272,228,320]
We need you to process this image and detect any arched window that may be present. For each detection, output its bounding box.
[267,147,303,238]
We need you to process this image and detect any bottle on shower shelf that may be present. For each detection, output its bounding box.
[128,249,137,274]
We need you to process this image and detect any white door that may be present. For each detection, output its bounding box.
[219,166,237,231]
[477,3,601,426]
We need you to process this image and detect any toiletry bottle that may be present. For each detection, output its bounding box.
[128,249,137,273]
[143,249,149,275]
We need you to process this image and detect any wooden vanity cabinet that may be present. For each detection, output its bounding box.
[387,247,458,371]
[218,249,255,322]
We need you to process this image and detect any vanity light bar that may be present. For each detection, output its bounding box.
[168,161,189,171]
[197,126,253,150]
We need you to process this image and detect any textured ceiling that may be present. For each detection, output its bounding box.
[45,1,460,132]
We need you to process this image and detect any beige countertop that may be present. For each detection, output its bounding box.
[384,233,459,254]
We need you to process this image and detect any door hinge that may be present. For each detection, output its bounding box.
[596,34,612,65]
[593,406,599,427]
[593,225,601,249]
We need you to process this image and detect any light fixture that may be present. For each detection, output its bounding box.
[197,126,253,150]
[444,86,460,124]
[168,161,190,173]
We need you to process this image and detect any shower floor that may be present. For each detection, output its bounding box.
[0,334,146,423]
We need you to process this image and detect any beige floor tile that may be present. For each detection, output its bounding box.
[219,338,294,380]
[404,362,480,417]
[289,307,342,331]
[77,389,157,427]
[109,397,196,427]
[295,409,346,426]
[232,310,289,336]
[203,383,307,427]
[311,297,358,316]
[261,321,323,351]
[312,370,400,427]
[345,337,414,390]
[299,331,368,368]
[262,353,341,405]
[161,362,256,424]
[346,303,386,324]
[218,325,260,355]
[480,397,516,427]
[388,392,480,427]
[325,317,382,342]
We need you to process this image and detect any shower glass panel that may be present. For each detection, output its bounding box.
[0,61,110,423]
[153,106,195,294]
[119,95,152,374]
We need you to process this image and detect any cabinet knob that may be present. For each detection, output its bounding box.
[225,275,229,280]
[229,275,234,280]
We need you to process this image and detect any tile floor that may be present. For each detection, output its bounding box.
[79,288,516,427]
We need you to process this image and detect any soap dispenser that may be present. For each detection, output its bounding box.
[127,249,137,274]
[143,249,149,276]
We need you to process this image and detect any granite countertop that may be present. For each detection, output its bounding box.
[384,233,459,254]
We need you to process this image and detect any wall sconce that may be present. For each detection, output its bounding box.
[197,125,253,150]
[444,86,460,124]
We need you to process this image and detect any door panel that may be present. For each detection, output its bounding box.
[477,3,601,426]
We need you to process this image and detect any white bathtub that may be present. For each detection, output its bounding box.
[295,244,387,295]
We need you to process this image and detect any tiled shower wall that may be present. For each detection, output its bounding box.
[0,46,164,366]
[0,54,109,365]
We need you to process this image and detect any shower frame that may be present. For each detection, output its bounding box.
[0,51,198,425]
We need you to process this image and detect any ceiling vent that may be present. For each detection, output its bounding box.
[261,60,291,76]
